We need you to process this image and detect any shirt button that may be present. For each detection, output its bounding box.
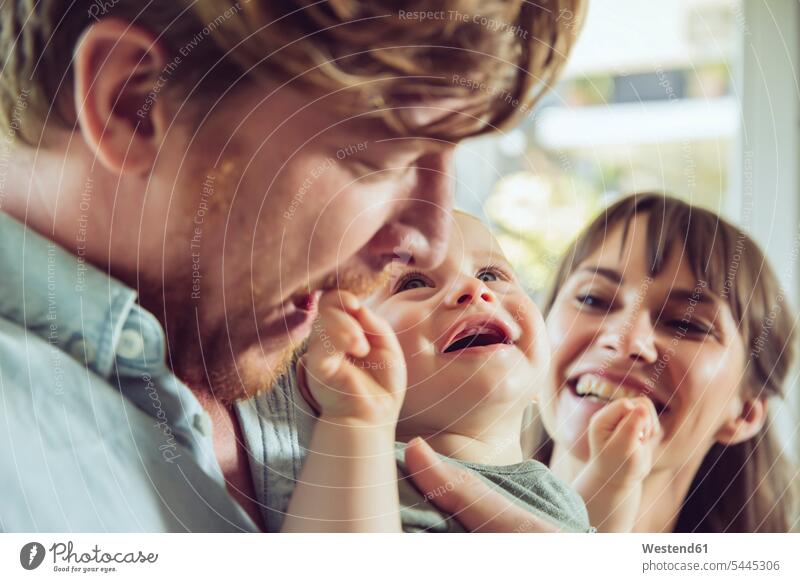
[70,338,96,363]
[193,413,213,438]
[117,329,145,359]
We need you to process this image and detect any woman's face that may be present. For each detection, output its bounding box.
[541,214,751,472]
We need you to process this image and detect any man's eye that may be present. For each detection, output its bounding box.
[350,158,413,181]
[394,272,433,293]
[350,159,383,174]
[345,159,392,183]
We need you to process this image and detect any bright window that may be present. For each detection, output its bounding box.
[456,0,744,294]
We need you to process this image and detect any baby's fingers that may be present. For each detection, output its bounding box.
[589,398,636,445]
[311,306,370,360]
[637,397,662,442]
[608,402,653,457]
[621,397,660,442]
[317,289,361,317]
[353,304,402,357]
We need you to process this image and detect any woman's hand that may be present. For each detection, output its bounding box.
[404,438,563,532]
[299,290,407,426]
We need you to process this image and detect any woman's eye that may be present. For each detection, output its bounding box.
[669,319,712,336]
[575,294,609,310]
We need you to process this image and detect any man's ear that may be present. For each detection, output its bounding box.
[73,18,168,175]
[715,395,768,445]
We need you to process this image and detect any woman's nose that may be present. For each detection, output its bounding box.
[599,309,658,364]
[445,276,496,308]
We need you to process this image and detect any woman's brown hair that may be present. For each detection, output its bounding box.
[534,192,799,532]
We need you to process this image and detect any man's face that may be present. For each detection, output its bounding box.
[157,86,457,399]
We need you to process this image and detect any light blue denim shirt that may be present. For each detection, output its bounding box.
[0,212,257,532]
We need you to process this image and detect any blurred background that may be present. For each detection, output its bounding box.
[454,0,800,458]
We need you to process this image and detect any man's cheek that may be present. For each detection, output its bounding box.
[310,202,385,258]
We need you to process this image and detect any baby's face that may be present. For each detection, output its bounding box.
[370,213,549,435]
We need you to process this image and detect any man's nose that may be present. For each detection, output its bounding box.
[383,149,455,270]
[599,309,658,364]
[444,274,496,308]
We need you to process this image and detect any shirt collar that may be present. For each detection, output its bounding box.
[0,211,167,379]
[0,212,233,497]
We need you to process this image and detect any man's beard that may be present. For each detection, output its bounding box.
[316,263,392,297]
[205,343,301,406]
[198,264,392,405]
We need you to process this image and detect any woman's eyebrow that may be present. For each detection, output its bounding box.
[578,266,623,284]
[665,288,717,305]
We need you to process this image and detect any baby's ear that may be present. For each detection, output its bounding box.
[715,395,768,445]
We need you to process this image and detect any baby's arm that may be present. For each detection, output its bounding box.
[572,397,660,532]
[282,291,406,532]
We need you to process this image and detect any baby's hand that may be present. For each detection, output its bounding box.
[587,397,661,487]
[299,290,406,426]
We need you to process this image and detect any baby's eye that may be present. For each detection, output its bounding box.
[476,268,504,282]
[400,278,428,291]
[394,272,433,293]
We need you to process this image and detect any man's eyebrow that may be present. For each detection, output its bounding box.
[578,266,623,284]
[373,136,451,153]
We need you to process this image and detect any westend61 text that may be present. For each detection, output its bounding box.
[642,543,708,554]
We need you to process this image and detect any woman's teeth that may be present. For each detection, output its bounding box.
[574,374,640,402]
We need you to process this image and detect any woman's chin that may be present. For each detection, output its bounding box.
[550,387,603,461]
[564,433,591,462]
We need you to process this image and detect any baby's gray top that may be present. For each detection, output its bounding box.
[396,443,592,533]
[235,363,591,532]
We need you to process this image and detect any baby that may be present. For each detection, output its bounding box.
[282,212,658,532]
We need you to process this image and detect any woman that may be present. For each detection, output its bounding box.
[532,193,799,532]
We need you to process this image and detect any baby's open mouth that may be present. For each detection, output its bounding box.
[443,322,512,353]
[568,373,669,416]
